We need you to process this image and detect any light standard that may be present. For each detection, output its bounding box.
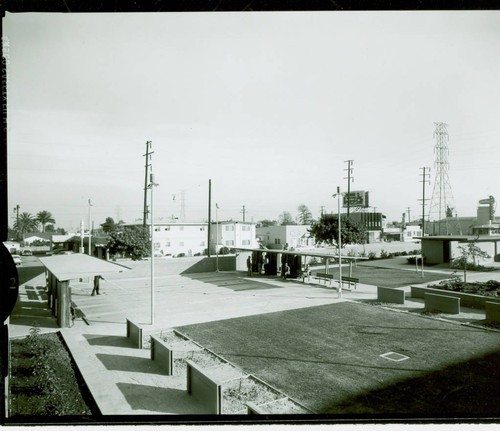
[333,187,342,299]
[216,203,219,272]
[148,173,159,325]
[88,199,92,256]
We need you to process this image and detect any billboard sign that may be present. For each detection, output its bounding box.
[343,191,369,208]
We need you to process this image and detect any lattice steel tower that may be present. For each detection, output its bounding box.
[427,122,462,235]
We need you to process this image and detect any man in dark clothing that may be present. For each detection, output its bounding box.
[91,275,104,296]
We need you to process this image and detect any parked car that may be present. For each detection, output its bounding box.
[11,254,22,266]
[21,249,32,256]
[53,250,74,255]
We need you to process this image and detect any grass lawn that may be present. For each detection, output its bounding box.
[9,330,97,417]
[176,301,500,417]
[312,265,450,287]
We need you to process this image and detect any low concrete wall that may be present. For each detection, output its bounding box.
[150,335,173,375]
[377,286,405,304]
[181,256,236,274]
[411,285,500,309]
[485,302,500,323]
[186,359,223,415]
[424,292,460,314]
[126,319,143,349]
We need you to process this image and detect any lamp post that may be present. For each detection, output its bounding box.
[88,199,92,256]
[216,203,219,272]
[148,173,159,325]
[333,187,342,299]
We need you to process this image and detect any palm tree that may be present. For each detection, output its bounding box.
[14,212,39,237]
[36,210,56,232]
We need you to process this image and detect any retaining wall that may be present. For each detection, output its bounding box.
[150,335,174,375]
[424,292,460,314]
[186,359,223,414]
[411,285,500,309]
[377,286,405,304]
[485,302,500,323]
[126,319,143,349]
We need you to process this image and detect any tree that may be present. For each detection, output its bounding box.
[296,204,313,225]
[256,219,277,228]
[278,211,297,226]
[36,210,56,232]
[308,214,366,248]
[101,217,117,233]
[106,226,150,261]
[14,212,39,237]
[453,240,490,283]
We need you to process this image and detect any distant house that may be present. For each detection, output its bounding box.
[22,232,53,246]
[210,221,258,254]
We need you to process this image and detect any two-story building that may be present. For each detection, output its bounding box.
[256,225,314,250]
[210,221,258,253]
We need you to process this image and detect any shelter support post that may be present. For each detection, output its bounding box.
[56,280,71,328]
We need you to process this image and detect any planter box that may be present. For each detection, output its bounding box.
[126,319,143,349]
[485,302,500,323]
[150,335,174,375]
[186,359,224,414]
[411,285,500,310]
[424,292,460,314]
[247,397,311,414]
[377,286,405,304]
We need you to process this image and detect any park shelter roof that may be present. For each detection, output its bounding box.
[416,235,500,242]
[39,253,131,282]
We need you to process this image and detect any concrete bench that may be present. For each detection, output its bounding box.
[150,335,174,375]
[424,293,460,314]
[126,319,143,349]
[377,286,405,304]
[485,301,500,323]
[186,359,223,414]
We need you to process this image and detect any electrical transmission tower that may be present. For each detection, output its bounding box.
[179,190,186,222]
[427,122,462,235]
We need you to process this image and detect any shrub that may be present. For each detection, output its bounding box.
[380,249,391,259]
[177,253,185,258]
[368,251,377,260]
[407,256,425,265]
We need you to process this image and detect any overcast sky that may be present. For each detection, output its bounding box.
[4,11,500,231]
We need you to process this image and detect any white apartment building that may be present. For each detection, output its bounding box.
[256,225,314,250]
[152,222,208,257]
[210,221,258,253]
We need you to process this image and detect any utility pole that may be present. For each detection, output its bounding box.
[419,167,431,236]
[407,207,411,224]
[88,199,92,256]
[241,205,246,222]
[13,205,19,241]
[216,203,219,272]
[148,172,159,326]
[344,160,354,217]
[80,220,84,253]
[334,187,342,299]
[143,141,153,228]
[207,180,211,258]
[320,206,325,218]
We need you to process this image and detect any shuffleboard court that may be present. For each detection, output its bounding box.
[176,301,500,416]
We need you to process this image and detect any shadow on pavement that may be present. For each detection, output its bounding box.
[17,266,46,286]
[116,383,201,414]
[83,334,133,348]
[96,353,168,375]
[181,273,285,292]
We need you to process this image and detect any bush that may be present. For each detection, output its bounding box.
[177,253,185,258]
[368,251,377,260]
[407,256,424,265]
[380,249,391,259]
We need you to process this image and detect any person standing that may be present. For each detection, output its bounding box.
[246,256,252,277]
[91,275,104,296]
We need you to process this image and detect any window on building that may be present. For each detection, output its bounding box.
[225,225,234,231]
[154,227,160,232]
[275,238,281,245]
[200,227,205,231]
[242,225,251,231]
[164,227,170,231]
[179,242,184,246]
[225,240,234,246]
[154,242,161,250]
[242,240,250,245]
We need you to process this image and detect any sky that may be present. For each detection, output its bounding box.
[4,11,500,232]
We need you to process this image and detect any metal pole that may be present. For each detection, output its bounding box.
[338,186,342,299]
[208,180,211,258]
[216,203,219,272]
[88,199,92,256]
[150,173,155,326]
[80,219,84,253]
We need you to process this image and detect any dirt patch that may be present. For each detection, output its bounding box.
[222,376,282,414]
